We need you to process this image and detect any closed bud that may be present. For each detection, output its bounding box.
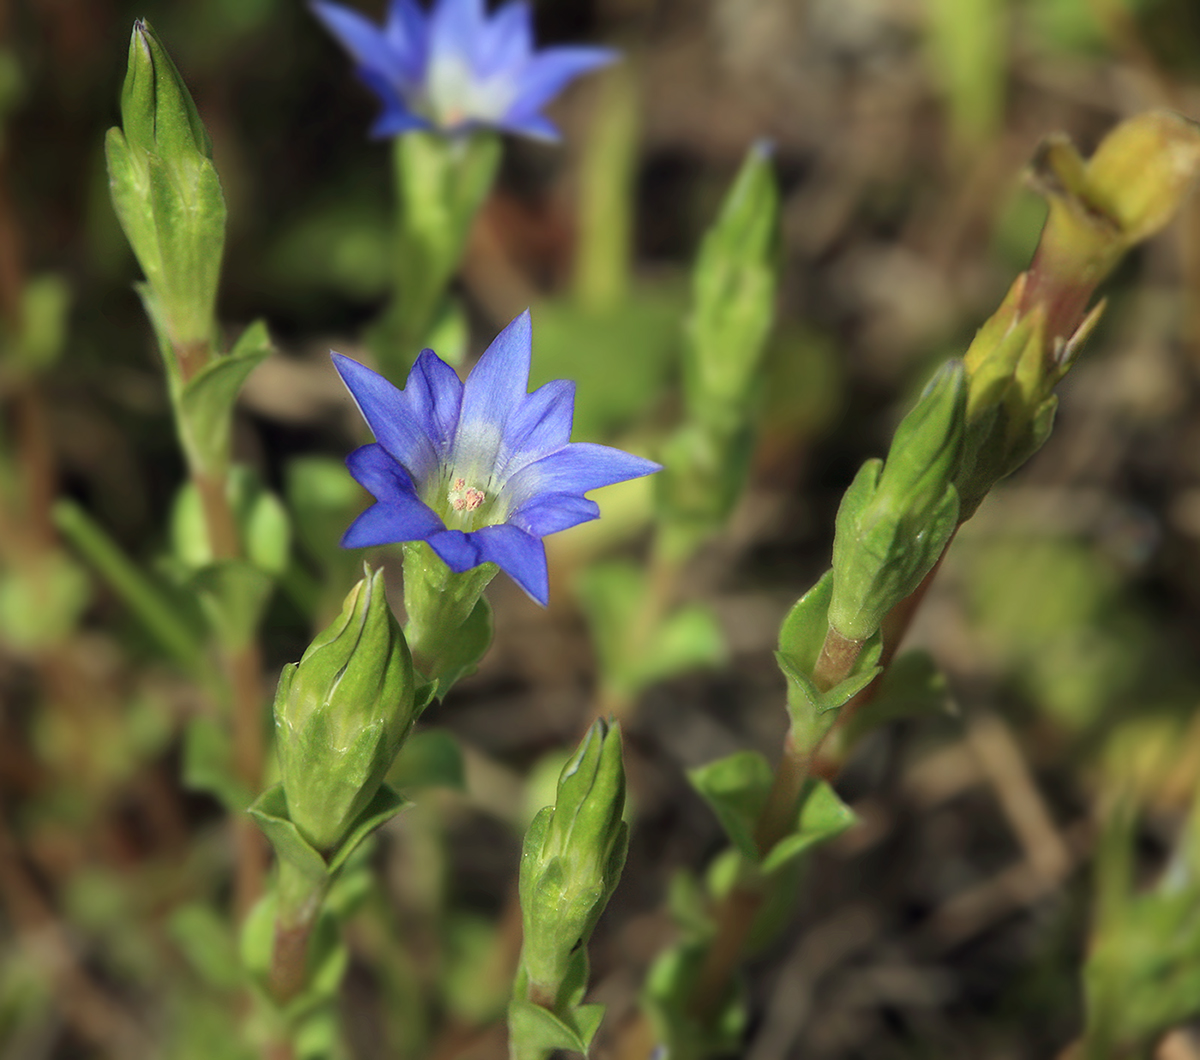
[518,719,628,999]
[106,20,224,355]
[829,362,966,642]
[274,566,415,854]
[120,20,213,162]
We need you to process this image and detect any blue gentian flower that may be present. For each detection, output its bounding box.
[334,311,660,605]
[311,0,617,141]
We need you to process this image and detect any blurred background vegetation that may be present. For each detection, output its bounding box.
[5,0,1200,1057]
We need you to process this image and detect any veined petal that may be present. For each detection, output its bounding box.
[384,0,431,82]
[474,523,549,605]
[496,111,561,142]
[508,492,600,537]
[503,442,661,510]
[475,1,533,78]
[311,1,395,79]
[346,442,418,499]
[493,378,575,482]
[341,498,445,548]
[332,353,439,483]
[426,528,481,572]
[507,47,618,117]
[429,0,488,65]
[406,349,465,458]
[454,309,533,477]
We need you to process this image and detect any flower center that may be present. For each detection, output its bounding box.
[449,477,486,513]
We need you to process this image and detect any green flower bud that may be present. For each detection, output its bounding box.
[828,361,966,642]
[274,566,415,855]
[106,20,225,358]
[518,719,628,1000]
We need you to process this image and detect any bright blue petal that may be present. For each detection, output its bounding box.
[503,442,661,509]
[506,47,618,117]
[474,524,548,604]
[357,67,426,135]
[508,492,599,536]
[345,442,418,499]
[453,310,533,478]
[332,353,440,484]
[341,498,445,547]
[370,105,432,138]
[311,1,395,79]
[384,0,431,82]
[426,528,480,572]
[430,0,487,64]
[493,378,574,482]
[406,349,465,459]
[496,112,561,142]
[475,1,533,77]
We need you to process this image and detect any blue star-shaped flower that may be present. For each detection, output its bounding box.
[334,311,660,605]
[311,0,617,140]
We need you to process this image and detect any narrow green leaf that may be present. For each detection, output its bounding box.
[761,780,858,875]
[687,751,773,862]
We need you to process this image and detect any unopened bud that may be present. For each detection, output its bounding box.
[518,719,628,999]
[829,361,966,641]
[274,566,415,854]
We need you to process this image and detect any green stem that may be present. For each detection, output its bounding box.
[269,859,329,1005]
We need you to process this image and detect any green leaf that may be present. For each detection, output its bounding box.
[179,320,271,473]
[192,558,274,651]
[507,997,601,1058]
[642,941,746,1060]
[761,780,858,875]
[530,288,683,440]
[388,728,465,792]
[776,571,882,748]
[182,715,251,811]
[687,751,773,861]
[168,903,243,991]
[576,560,726,700]
[841,649,955,748]
[429,595,493,700]
[326,784,408,876]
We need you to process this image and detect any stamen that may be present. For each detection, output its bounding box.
[448,478,487,516]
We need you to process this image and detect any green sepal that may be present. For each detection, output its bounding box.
[776,571,883,749]
[178,320,272,474]
[840,649,955,750]
[760,780,858,874]
[401,540,496,694]
[182,714,252,812]
[641,941,746,1060]
[686,751,773,862]
[828,361,965,642]
[248,782,409,884]
[507,997,604,1058]
[388,728,465,792]
[576,560,726,700]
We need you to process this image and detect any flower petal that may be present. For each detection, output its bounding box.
[494,378,575,483]
[496,112,561,142]
[429,0,487,65]
[475,0,533,78]
[345,442,417,498]
[474,524,549,605]
[332,353,440,483]
[508,492,599,537]
[503,442,661,509]
[426,528,481,572]
[384,0,431,82]
[453,310,533,479]
[406,349,465,459]
[506,47,618,118]
[311,1,395,79]
[341,498,445,548]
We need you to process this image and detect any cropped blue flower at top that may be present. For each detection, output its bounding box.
[334,311,660,605]
[311,0,617,141]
